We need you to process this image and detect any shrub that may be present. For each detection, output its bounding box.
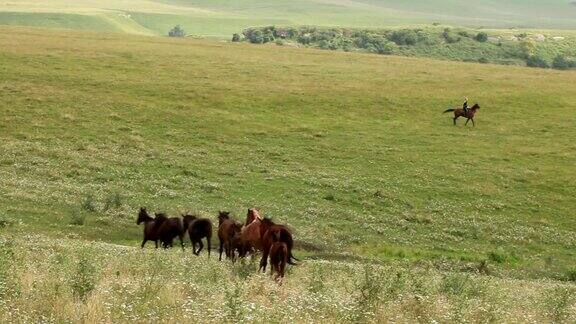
[298,33,312,45]
[475,32,489,42]
[70,257,96,301]
[526,55,550,68]
[231,33,241,42]
[519,40,536,58]
[104,192,122,210]
[352,264,384,321]
[225,283,244,320]
[552,55,572,70]
[442,28,461,43]
[168,25,185,37]
[355,32,396,54]
[81,194,97,212]
[388,29,419,45]
[69,209,87,226]
[262,30,275,43]
[318,39,331,49]
[567,268,576,282]
[248,30,264,44]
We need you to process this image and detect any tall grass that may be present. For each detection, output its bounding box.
[0,235,574,322]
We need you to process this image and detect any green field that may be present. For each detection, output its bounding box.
[1,0,576,37]
[0,27,575,321]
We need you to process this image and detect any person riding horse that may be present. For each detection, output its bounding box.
[462,97,469,115]
[443,97,481,126]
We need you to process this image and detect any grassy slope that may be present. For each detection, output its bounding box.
[0,27,575,280]
[1,0,576,37]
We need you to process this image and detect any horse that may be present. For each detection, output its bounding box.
[259,217,298,272]
[269,231,288,281]
[136,207,160,248]
[217,211,243,261]
[239,208,264,256]
[444,103,481,126]
[182,214,213,256]
[154,212,185,250]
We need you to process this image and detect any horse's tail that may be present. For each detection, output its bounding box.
[443,108,455,113]
[288,251,299,265]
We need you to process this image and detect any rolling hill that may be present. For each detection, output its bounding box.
[0,26,575,321]
[1,0,576,37]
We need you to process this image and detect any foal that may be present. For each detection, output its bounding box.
[217,211,242,261]
[269,231,288,281]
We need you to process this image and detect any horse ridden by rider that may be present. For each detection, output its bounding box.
[444,97,481,126]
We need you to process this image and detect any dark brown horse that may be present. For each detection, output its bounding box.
[444,103,481,126]
[269,231,288,280]
[136,207,160,248]
[154,212,185,250]
[259,217,298,272]
[217,211,243,261]
[182,214,213,256]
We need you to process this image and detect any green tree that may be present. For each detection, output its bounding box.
[519,40,536,58]
[475,32,488,42]
[168,25,185,37]
[553,55,571,70]
[526,55,549,68]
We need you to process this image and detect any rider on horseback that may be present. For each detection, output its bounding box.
[462,97,469,115]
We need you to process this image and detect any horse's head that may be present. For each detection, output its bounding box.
[218,211,230,225]
[137,207,150,225]
[260,217,275,236]
[245,208,261,226]
[154,212,168,225]
[232,222,242,233]
[271,230,282,243]
[472,103,480,110]
[182,214,198,230]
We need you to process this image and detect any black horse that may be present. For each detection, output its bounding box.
[182,214,213,256]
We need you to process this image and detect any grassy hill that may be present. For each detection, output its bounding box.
[1,0,576,37]
[0,27,575,321]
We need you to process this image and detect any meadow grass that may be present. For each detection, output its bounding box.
[0,234,575,322]
[0,26,575,320]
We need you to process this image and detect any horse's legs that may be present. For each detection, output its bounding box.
[154,240,158,249]
[141,239,147,248]
[260,249,269,272]
[280,262,285,278]
[453,116,458,125]
[471,118,475,127]
[179,234,184,251]
[219,240,224,261]
[207,235,211,258]
[465,118,470,126]
[196,239,204,255]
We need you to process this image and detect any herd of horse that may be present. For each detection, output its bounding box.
[133,101,481,280]
[136,207,297,280]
